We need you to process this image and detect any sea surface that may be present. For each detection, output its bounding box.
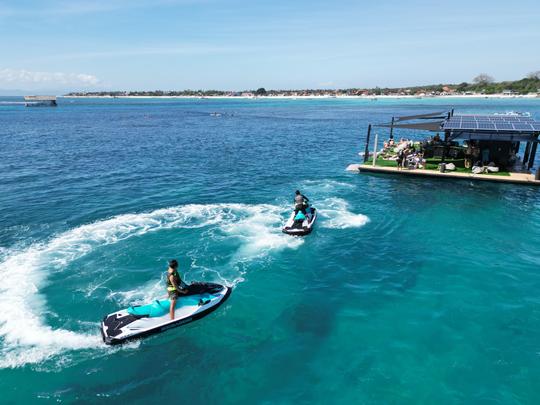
[1,96,539,404]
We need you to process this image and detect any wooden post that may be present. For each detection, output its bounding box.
[527,141,538,170]
[372,133,379,167]
[363,124,372,163]
[523,141,531,167]
[389,117,395,139]
[441,132,448,163]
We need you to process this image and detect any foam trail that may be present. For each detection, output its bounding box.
[109,279,164,307]
[0,203,299,368]
[318,198,370,229]
[110,204,303,306]
[0,246,8,261]
[222,206,303,260]
[296,180,368,228]
[0,245,102,369]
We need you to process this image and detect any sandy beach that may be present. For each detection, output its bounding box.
[61,94,540,100]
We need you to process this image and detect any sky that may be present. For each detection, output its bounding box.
[1,0,539,93]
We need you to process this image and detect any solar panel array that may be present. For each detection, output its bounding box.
[443,114,540,132]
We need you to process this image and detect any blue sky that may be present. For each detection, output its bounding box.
[1,0,539,92]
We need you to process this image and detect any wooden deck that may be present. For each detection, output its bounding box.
[346,164,540,186]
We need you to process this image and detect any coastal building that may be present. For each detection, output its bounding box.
[24,95,57,107]
[502,89,517,96]
[348,110,540,185]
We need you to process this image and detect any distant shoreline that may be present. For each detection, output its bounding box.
[61,94,540,100]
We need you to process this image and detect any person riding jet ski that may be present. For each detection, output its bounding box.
[100,261,232,344]
[281,190,317,235]
[166,259,188,319]
[293,190,309,216]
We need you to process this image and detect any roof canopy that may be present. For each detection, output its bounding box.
[375,112,540,142]
[377,121,444,131]
[394,111,448,122]
[375,110,446,131]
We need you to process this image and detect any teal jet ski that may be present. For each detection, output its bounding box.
[101,282,231,345]
[282,206,317,236]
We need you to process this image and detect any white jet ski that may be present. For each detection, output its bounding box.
[101,282,231,345]
[282,206,317,236]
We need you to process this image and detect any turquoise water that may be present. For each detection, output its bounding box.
[1,97,539,404]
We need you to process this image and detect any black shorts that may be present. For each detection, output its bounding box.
[168,290,180,300]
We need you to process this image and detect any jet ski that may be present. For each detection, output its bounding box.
[282,206,317,236]
[101,282,231,345]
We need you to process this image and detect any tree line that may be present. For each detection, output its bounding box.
[66,72,540,97]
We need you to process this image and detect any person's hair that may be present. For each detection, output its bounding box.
[295,190,300,195]
[168,259,179,269]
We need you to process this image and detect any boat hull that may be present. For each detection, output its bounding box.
[101,282,231,345]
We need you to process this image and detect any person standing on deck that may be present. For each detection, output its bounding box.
[402,147,410,169]
[166,259,188,320]
[397,149,404,170]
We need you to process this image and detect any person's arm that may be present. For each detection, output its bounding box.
[303,195,309,203]
[178,286,188,295]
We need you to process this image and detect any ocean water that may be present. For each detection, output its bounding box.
[0,96,539,404]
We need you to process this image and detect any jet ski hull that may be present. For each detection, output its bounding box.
[101,282,231,345]
[282,207,317,236]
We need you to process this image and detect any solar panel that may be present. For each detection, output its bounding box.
[512,123,533,131]
[443,123,461,129]
[478,123,496,129]
[494,123,513,130]
[446,114,538,132]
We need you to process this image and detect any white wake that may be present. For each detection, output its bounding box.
[318,198,370,229]
[0,203,301,368]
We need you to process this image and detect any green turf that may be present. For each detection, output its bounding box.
[363,158,398,167]
[362,158,511,176]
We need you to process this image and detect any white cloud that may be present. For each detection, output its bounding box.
[0,68,101,88]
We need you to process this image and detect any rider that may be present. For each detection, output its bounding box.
[293,190,309,215]
[166,259,188,320]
